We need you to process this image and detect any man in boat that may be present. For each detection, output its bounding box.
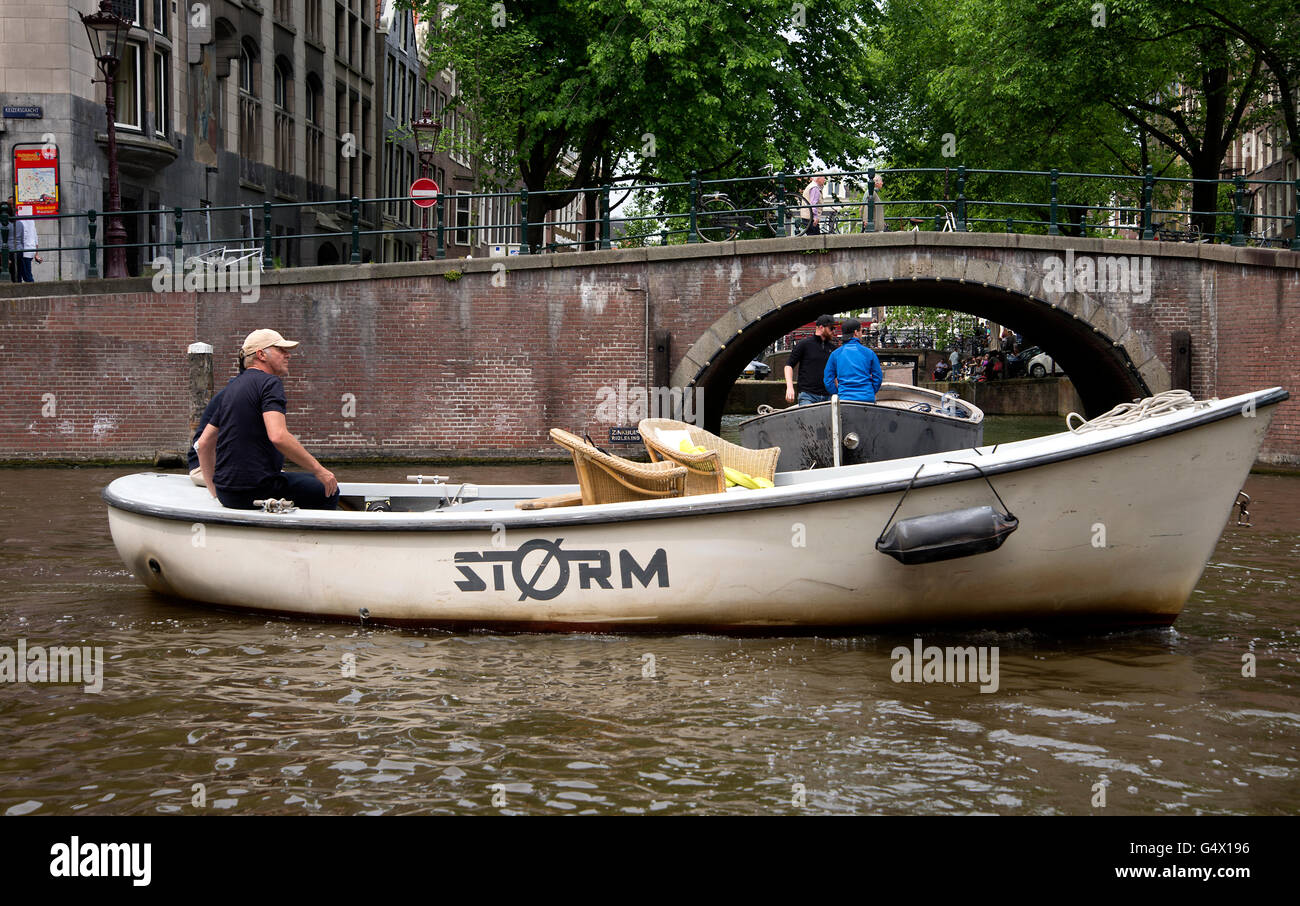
[195,329,339,510]
[823,317,883,402]
[784,313,838,405]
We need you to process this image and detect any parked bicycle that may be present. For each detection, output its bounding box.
[902,203,965,232]
[695,178,808,243]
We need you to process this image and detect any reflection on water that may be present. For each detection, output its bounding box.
[0,465,1297,815]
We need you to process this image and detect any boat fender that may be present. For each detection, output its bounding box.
[876,505,1018,565]
[875,461,1018,564]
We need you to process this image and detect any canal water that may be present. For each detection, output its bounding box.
[1,419,1297,815]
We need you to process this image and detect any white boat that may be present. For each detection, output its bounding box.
[103,388,1286,632]
[740,383,984,471]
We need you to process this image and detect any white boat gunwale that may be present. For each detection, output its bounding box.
[101,387,1288,531]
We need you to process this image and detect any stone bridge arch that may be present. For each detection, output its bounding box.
[673,244,1166,432]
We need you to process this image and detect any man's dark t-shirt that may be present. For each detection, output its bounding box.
[210,369,287,491]
[186,379,238,472]
[787,335,836,397]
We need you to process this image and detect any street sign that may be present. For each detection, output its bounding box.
[3,106,42,119]
[410,177,439,208]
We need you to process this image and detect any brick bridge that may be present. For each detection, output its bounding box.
[1,232,1297,464]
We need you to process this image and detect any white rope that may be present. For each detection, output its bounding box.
[1067,389,1213,433]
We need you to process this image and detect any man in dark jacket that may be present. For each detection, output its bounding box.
[784,314,838,405]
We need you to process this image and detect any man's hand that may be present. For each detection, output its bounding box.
[314,467,338,497]
[785,386,795,404]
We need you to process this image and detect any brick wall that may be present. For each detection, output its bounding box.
[1,237,1296,464]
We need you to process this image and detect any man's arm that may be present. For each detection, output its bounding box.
[262,411,337,496]
[869,352,884,392]
[824,351,838,394]
[785,342,805,403]
[195,423,218,497]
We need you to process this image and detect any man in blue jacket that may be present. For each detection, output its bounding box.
[824,317,883,402]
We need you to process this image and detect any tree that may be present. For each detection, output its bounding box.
[414,0,877,250]
[869,0,1276,233]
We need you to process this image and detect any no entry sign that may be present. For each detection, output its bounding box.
[410,177,439,208]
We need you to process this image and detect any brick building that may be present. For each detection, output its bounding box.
[0,0,497,280]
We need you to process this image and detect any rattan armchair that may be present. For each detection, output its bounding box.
[638,419,780,496]
[548,428,688,505]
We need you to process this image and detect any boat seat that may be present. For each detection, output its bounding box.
[515,490,585,510]
[548,428,687,505]
[639,418,780,496]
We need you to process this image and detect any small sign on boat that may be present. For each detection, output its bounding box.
[609,427,641,444]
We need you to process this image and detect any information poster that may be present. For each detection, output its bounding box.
[12,145,59,216]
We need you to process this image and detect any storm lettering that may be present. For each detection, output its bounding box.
[620,548,669,589]
[453,542,669,598]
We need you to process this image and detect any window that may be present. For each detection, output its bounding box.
[152,0,167,36]
[113,0,142,26]
[113,43,142,130]
[238,43,262,170]
[305,77,324,199]
[274,59,290,110]
[153,49,169,136]
[305,0,322,42]
[274,60,294,178]
[239,45,256,95]
[385,55,396,117]
[455,191,471,245]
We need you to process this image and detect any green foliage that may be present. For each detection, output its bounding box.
[443,269,463,281]
[414,0,878,218]
[868,0,1282,231]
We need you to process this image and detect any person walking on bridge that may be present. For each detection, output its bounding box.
[800,176,827,235]
[824,318,883,402]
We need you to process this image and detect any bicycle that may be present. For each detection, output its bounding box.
[695,182,809,243]
[903,204,964,232]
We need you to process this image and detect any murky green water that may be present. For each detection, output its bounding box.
[1,447,1297,815]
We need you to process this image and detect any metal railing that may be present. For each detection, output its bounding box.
[0,165,1296,281]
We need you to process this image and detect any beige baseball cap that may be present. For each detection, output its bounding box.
[241,329,300,357]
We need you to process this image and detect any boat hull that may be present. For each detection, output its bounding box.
[104,390,1282,631]
[740,385,984,471]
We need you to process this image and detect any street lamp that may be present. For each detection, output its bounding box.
[411,109,443,261]
[81,0,132,279]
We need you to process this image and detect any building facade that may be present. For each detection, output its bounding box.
[0,0,494,281]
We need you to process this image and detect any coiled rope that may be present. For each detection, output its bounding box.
[1067,389,1212,433]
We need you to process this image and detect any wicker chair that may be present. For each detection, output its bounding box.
[638,418,780,496]
[548,428,688,505]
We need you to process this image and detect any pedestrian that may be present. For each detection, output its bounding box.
[800,175,827,235]
[13,204,40,283]
[824,317,884,402]
[195,329,339,510]
[784,314,838,405]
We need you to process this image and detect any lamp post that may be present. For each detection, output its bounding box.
[80,0,131,279]
[412,109,443,261]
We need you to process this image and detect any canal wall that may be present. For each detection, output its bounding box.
[1,237,1298,464]
[922,378,1085,417]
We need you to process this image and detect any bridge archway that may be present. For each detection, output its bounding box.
[676,271,1161,433]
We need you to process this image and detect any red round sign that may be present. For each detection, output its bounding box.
[410,177,440,208]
